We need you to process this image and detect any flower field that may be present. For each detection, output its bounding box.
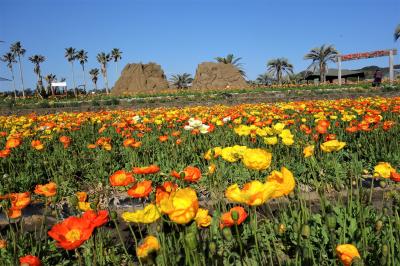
[0,96,400,265]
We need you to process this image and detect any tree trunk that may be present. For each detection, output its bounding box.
[82,64,87,93]
[17,55,25,98]
[319,62,324,84]
[104,72,109,94]
[10,66,17,99]
[71,62,77,97]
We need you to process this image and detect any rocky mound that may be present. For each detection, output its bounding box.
[192,62,248,90]
[111,63,169,95]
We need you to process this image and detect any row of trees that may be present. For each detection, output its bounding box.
[2,24,399,96]
[1,41,123,98]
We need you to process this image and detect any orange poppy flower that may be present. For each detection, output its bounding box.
[173,166,201,182]
[8,209,22,219]
[76,192,88,202]
[109,170,135,187]
[316,124,328,134]
[31,140,44,151]
[5,138,21,149]
[34,182,57,197]
[220,206,248,228]
[176,139,182,145]
[123,138,136,147]
[59,136,71,148]
[171,131,181,137]
[82,210,109,228]
[87,144,97,149]
[133,165,160,175]
[132,141,142,148]
[127,180,152,198]
[383,121,395,131]
[156,181,178,204]
[159,135,168,142]
[0,149,11,158]
[48,216,94,250]
[10,192,31,210]
[346,126,358,133]
[19,255,42,266]
[325,134,336,141]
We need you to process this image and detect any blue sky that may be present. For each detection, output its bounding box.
[0,0,399,91]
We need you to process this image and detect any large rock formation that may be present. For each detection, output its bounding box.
[111,63,169,95]
[192,62,248,90]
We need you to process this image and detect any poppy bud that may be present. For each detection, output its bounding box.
[184,232,197,251]
[231,210,239,222]
[222,227,233,241]
[110,211,118,220]
[209,241,217,255]
[3,174,8,178]
[180,172,186,179]
[379,180,387,188]
[375,220,383,232]
[156,225,162,232]
[381,244,388,257]
[90,202,97,210]
[301,224,310,239]
[326,214,337,230]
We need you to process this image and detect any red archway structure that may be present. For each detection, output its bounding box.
[337,49,397,85]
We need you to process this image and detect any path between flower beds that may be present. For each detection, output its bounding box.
[1,186,397,232]
[2,87,400,116]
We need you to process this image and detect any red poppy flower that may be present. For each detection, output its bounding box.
[220,206,248,228]
[82,210,109,228]
[19,255,42,266]
[48,216,94,250]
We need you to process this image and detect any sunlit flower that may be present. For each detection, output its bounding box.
[336,244,361,266]
[19,255,42,266]
[121,204,161,224]
[132,165,160,175]
[264,136,278,145]
[158,188,198,224]
[109,170,134,186]
[225,180,277,206]
[127,180,152,198]
[242,148,272,171]
[373,162,396,178]
[265,167,296,198]
[59,136,71,148]
[303,145,315,158]
[220,206,248,228]
[34,182,57,197]
[320,140,346,153]
[5,137,21,149]
[31,140,44,151]
[136,236,160,259]
[194,208,212,228]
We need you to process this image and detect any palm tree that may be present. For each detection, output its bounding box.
[256,73,274,86]
[28,54,46,97]
[395,24,400,41]
[267,58,294,85]
[111,48,122,76]
[89,68,100,91]
[65,47,77,95]
[1,52,18,98]
[76,49,88,91]
[10,41,26,98]
[170,73,193,89]
[44,73,56,96]
[96,52,111,94]
[304,44,338,83]
[215,54,246,77]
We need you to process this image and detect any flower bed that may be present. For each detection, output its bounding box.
[0,96,399,265]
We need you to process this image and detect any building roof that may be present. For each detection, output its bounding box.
[304,69,365,80]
